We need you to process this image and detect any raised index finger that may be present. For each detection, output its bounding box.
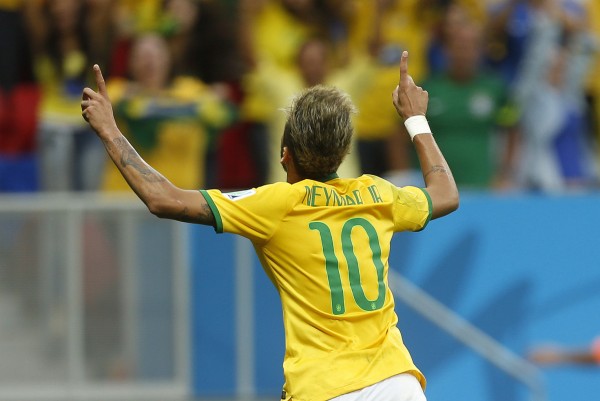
[93,64,108,98]
[399,50,409,87]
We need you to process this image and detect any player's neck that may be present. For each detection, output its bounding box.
[286,169,303,184]
[282,147,304,184]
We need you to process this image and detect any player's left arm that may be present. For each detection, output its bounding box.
[81,65,215,226]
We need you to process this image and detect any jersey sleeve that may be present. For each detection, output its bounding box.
[199,183,291,243]
[391,185,433,232]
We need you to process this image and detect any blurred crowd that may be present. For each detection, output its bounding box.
[1,0,599,194]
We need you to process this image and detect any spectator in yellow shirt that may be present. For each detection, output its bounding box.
[351,0,433,177]
[102,34,234,192]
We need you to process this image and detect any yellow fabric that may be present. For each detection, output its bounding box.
[116,0,163,33]
[252,0,317,70]
[0,0,22,10]
[102,123,207,193]
[35,54,89,127]
[102,76,231,191]
[201,175,431,401]
[455,0,488,23]
[585,0,600,159]
[586,0,600,94]
[239,61,302,184]
[352,0,432,139]
[241,57,373,183]
[344,0,372,58]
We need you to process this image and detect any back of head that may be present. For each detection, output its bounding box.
[284,85,356,180]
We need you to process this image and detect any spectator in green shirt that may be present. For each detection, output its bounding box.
[418,17,519,190]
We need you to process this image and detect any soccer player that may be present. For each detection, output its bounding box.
[81,51,459,401]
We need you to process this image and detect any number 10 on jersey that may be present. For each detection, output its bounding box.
[309,218,386,315]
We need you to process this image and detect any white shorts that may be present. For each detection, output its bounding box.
[329,374,426,401]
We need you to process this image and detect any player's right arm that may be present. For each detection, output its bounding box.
[81,65,215,226]
[392,51,459,220]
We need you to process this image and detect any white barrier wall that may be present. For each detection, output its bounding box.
[0,194,190,401]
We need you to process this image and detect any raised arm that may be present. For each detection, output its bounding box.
[81,65,215,226]
[392,51,459,219]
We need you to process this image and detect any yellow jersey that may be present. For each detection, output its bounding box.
[351,0,432,139]
[102,77,232,192]
[200,174,432,401]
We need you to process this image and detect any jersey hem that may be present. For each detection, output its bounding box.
[290,369,426,401]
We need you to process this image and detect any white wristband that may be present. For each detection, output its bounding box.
[404,115,432,140]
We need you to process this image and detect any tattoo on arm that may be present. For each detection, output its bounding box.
[424,165,448,179]
[174,202,216,226]
[105,136,216,226]
[110,137,166,183]
[115,138,165,182]
[200,202,216,226]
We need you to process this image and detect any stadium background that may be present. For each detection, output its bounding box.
[1,0,600,400]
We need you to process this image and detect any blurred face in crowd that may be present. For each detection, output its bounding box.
[130,34,172,91]
[165,0,200,34]
[446,24,483,81]
[442,4,471,43]
[298,39,329,87]
[48,0,81,34]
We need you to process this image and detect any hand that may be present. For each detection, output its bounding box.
[81,65,119,139]
[392,51,428,120]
